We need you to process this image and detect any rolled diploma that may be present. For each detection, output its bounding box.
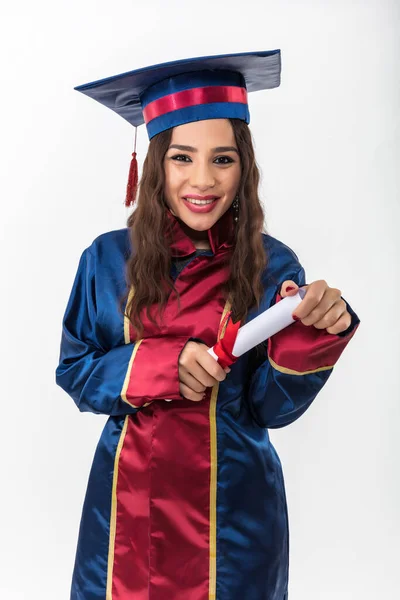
[208,288,306,362]
[165,289,306,400]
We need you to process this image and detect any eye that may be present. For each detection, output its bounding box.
[171,154,192,162]
[214,156,235,165]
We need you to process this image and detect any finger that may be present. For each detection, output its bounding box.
[325,310,352,335]
[179,382,204,402]
[292,280,328,320]
[179,342,220,386]
[179,368,207,393]
[196,349,228,383]
[312,302,347,330]
[188,360,222,387]
[280,280,299,298]
[301,292,344,327]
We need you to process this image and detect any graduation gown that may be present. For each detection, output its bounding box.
[55,209,360,600]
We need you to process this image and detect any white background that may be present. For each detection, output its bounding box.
[1,1,399,598]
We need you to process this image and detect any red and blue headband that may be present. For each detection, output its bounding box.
[140,69,250,139]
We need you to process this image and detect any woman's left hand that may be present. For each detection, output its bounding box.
[280,280,352,335]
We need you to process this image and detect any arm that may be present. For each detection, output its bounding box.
[55,248,192,415]
[247,265,360,429]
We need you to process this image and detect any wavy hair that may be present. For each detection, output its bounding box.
[120,118,268,338]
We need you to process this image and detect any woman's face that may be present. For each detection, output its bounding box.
[163,119,241,235]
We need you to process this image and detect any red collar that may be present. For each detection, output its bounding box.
[166,208,235,257]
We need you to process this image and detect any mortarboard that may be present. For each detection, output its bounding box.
[74,50,281,206]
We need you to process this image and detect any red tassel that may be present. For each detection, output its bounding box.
[125,151,138,207]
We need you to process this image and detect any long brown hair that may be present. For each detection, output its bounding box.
[120,118,268,338]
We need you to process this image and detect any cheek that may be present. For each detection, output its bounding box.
[224,166,241,191]
[164,164,184,195]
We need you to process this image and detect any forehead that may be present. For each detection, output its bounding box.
[170,119,235,146]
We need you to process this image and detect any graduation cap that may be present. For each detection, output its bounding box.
[74,50,281,206]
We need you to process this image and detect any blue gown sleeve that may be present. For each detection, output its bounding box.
[55,248,191,415]
[247,265,360,429]
[55,248,141,415]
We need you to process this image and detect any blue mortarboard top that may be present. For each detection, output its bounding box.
[74,50,281,140]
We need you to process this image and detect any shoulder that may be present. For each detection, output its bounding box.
[260,232,304,285]
[261,232,300,262]
[76,228,131,279]
[86,228,131,261]
[76,229,131,294]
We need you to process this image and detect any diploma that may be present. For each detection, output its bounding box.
[208,288,306,367]
[165,289,306,400]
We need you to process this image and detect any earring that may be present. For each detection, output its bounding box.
[232,194,240,223]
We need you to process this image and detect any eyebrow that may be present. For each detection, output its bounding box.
[168,144,239,154]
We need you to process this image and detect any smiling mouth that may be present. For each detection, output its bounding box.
[184,198,218,205]
[183,195,221,205]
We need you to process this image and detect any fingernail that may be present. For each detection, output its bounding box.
[293,314,300,321]
[286,286,296,292]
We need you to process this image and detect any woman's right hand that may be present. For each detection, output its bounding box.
[178,341,230,402]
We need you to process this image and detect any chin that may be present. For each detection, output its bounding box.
[179,201,231,229]
[180,212,219,231]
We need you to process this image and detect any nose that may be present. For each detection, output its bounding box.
[189,159,216,191]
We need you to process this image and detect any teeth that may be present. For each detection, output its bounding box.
[185,198,216,205]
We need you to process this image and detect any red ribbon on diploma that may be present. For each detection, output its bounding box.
[213,311,241,369]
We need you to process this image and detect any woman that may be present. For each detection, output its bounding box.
[56,51,360,600]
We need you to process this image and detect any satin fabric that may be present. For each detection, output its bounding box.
[56,210,360,599]
[140,70,247,109]
[143,85,248,124]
